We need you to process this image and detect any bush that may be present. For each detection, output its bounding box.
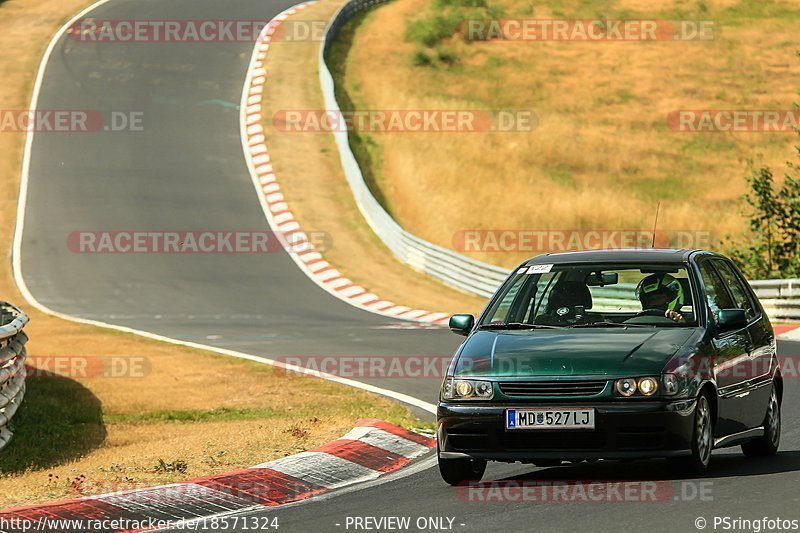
[436,47,458,65]
[404,14,461,47]
[728,158,800,278]
[411,50,433,66]
[404,0,502,55]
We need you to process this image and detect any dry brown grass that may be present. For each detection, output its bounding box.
[0,0,417,507]
[260,0,486,314]
[2,348,415,506]
[337,0,800,268]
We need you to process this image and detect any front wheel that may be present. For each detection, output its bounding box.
[742,385,780,457]
[438,451,487,486]
[671,392,714,474]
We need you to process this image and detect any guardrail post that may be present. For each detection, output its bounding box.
[0,302,30,452]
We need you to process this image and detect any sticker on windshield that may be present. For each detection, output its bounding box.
[528,264,554,274]
[516,267,528,274]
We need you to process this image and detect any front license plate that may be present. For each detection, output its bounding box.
[506,408,595,430]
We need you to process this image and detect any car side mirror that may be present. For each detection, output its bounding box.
[717,308,747,332]
[449,314,475,336]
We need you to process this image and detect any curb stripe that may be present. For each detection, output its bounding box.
[349,428,432,459]
[256,452,380,489]
[357,418,436,447]
[312,439,408,473]
[368,301,395,311]
[0,420,433,531]
[233,4,451,327]
[195,469,325,506]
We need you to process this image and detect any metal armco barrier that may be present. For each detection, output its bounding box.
[318,0,799,320]
[750,279,800,321]
[0,302,29,452]
[319,0,509,298]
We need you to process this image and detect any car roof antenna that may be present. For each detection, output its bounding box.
[651,200,661,248]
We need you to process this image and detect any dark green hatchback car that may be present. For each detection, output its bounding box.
[437,249,781,484]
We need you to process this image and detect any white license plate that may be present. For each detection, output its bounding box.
[506,408,595,430]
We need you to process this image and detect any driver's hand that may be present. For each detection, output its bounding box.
[665,310,685,323]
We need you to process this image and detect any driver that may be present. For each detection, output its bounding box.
[635,273,685,323]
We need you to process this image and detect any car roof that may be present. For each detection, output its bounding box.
[523,248,718,265]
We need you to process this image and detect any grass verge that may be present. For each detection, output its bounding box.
[331,0,800,268]
[0,0,418,507]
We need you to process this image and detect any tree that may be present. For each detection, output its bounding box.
[731,156,800,278]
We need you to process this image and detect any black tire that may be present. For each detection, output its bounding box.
[438,452,487,486]
[742,385,780,457]
[671,391,714,474]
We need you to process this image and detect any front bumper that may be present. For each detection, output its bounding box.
[437,399,697,462]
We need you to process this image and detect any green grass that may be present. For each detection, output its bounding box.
[105,407,282,424]
[548,165,579,188]
[405,13,461,47]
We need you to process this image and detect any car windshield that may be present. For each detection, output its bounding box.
[479,263,697,328]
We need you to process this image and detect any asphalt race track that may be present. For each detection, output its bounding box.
[18,0,462,416]
[207,337,800,533]
[17,0,800,531]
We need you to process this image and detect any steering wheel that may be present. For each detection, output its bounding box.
[624,309,677,325]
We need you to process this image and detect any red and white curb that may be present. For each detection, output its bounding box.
[0,419,435,532]
[239,2,451,326]
[775,325,800,341]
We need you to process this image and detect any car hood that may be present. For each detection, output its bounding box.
[454,328,697,377]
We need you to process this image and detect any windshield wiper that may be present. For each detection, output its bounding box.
[478,322,563,330]
[566,321,653,329]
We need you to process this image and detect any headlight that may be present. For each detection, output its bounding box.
[615,378,637,397]
[638,377,658,396]
[616,376,672,397]
[475,381,493,397]
[442,377,453,399]
[441,377,493,400]
[662,374,679,395]
[455,380,473,397]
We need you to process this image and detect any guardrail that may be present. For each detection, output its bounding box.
[750,279,800,321]
[320,0,508,298]
[319,0,800,321]
[0,302,29,452]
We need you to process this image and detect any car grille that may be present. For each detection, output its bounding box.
[616,427,666,450]
[446,429,609,452]
[498,379,608,397]
[499,430,608,451]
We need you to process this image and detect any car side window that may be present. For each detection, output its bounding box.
[485,275,525,324]
[485,271,559,324]
[711,260,758,320]
[698,262,735,324]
